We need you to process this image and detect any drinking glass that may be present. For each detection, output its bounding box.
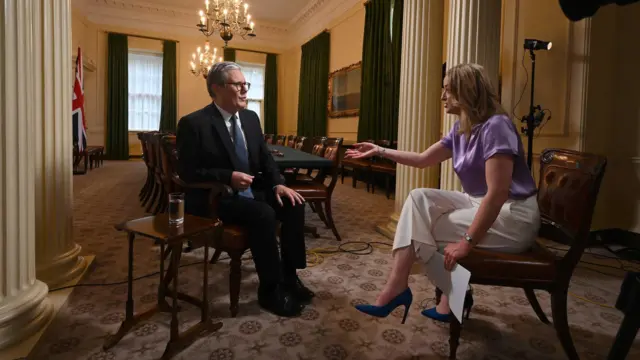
[168,192,184,225]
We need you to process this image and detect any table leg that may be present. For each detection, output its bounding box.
[104,233,158,350]
[607,304,640,359]
[170,244,180,340]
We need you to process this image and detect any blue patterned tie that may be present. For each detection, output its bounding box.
[231,114,253,199]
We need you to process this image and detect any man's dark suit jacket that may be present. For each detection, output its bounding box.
[176,103,284,217]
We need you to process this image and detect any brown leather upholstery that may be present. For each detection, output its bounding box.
[460,241,556,282]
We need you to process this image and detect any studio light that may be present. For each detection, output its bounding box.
[521,38,552,171]
[524,39,552,51]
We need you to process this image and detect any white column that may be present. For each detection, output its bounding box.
[0,0,54,349]
[34,0,87,287]
[376,0,445,239]
[440,0,502,191]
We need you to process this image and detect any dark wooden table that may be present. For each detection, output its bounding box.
[103,214,223,359]
[268,144,333,169]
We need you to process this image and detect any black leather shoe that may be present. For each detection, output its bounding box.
[258,284,304,317]
[285,276,315,305]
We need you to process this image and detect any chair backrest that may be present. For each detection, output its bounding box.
[264,134,274,144]
[310,136,327,156]
[286,135,296,147]
[160,135,181,187]
[536,148,607,274]
[294,136,307,150]
[275,135,286,145]
[321,137,344,193]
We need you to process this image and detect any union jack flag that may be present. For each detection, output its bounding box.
[72,47,87,152]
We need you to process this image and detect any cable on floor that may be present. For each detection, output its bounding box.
[48,240,393,293]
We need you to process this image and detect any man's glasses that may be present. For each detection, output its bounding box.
[226,82,251,91]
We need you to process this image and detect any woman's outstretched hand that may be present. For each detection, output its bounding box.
[344,142,378,159]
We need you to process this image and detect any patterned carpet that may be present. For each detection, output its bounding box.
[25,160,639,360]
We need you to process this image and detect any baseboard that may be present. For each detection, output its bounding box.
[0,255,96,360]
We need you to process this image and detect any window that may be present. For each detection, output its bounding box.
[128,51,163,131]
[237,61,265,129]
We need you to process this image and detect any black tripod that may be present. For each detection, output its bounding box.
[521,49,547,171]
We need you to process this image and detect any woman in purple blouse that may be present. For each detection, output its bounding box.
[345,63,540,323]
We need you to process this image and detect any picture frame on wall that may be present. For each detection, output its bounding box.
[327,61,361,118]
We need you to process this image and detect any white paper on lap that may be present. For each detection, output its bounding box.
[425,252,471,323]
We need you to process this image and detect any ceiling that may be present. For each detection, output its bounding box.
[125,0,315,24]
[73,0,361,50]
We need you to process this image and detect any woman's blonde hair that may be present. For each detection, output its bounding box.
[446,63,507,137]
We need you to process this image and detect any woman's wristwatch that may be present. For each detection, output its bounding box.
[463,232,474,245]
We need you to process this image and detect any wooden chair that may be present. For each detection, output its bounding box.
[369,140,397,199]
[264,134,274,144]
[442,148,607,360]
[275,135,286,145]
[160,135,250,317]
[341,139,374,190]
[289,137,344,242]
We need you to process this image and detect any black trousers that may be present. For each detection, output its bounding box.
[217,189,306,287]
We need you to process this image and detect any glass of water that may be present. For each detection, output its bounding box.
[168,192,184,225]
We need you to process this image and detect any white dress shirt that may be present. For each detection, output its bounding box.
[214,102,247,150]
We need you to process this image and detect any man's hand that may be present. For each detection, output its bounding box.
[231,171,254,190]
[443,240,473,271]
[274,185,305,206]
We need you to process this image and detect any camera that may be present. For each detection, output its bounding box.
[559,0,639,21]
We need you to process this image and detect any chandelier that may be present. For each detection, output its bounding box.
[189,40,223,79]
[197,0,256,47]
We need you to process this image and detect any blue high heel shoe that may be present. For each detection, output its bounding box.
[421,290,474,323]
[354,288,413,324]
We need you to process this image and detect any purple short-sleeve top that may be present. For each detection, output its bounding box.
[440,114,537,199]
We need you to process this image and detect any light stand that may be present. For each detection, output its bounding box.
[520,39,552,170]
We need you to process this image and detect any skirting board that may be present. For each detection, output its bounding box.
[0,255,96,360]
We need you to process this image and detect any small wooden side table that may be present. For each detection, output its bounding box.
[103,214,223,359]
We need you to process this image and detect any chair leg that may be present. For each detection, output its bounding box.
[229,251,242,318]
[551,289,579,360]
[449,317,462,360]
[352,169,358,188]
[324,198,342,242]
[340,165,345,184]
[209,249,222,264]
[313,201,329,228]
[369,170,375,194]
[435,287,443,305]
[524,288,550,324]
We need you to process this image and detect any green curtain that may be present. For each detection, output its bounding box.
[106,33,129,160]
[357,0,404,142]
[159,41,177,132]
[297,31,330,137]
[224,47,236,62]
[264,53,278,134]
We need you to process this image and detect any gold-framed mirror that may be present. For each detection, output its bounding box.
[327,61,361,118]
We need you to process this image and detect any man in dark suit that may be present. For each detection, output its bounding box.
[176,62,313,317]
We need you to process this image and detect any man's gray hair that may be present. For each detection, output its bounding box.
[206,61,242,98]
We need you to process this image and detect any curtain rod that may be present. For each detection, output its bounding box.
[108,31,180,43]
